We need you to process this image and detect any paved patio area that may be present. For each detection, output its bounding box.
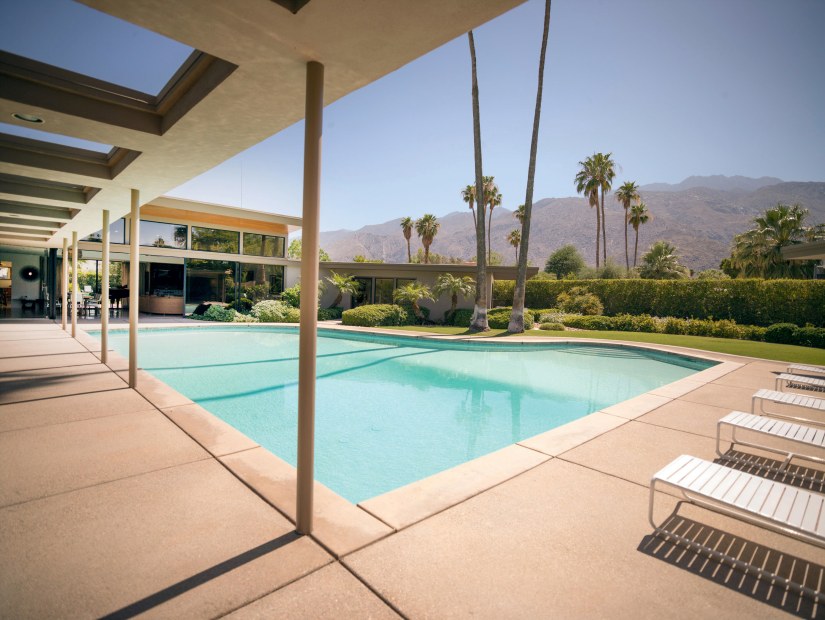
[1,319,823,618]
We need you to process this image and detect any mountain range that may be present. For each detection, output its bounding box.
[320,176,825,272]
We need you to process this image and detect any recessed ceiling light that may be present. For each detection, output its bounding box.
[12,113,44,124]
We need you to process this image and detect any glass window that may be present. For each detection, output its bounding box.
[263,235,285,258]
[351,277,373,308]
[148,263,183,296]
[242,233,262,256]
[374,278,394,304]
[140,221,187,249]
[191,227,239,253]
[83,218,125,244]
[396,278,416,289]
[243,233,285,258]
[185,259,237,310]
[240,263,284,302]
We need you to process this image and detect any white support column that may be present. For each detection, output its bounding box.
[61,237,68,330]
[129,190,140,388]
[101,210,110,364]
[296,60,324,535]
[71,231,78,338]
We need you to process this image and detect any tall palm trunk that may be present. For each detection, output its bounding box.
[600,190,607,264]
[633,227,639,267]
[468,31,489,331]
[487,208,493,263]
[594,195,601,268]
[624,209,629,270]
[509,0,550,333]
[406,237,411,263]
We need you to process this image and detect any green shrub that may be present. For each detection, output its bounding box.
[740,325,767,342]
[765,323,800,344]
[539,322,565,331]
[561,315,614,330]
[229,297,253,313]
[793,326,825,348]
[610,313,658,333]
[251,300,300,323]
[556,287,604,315]
[537,309,565,324]
[499,279,825,327]
[446,308,474,327]
[341,304,409,327]
[486,307,535,329]
[318,307,342,321]
[198,304,235,322]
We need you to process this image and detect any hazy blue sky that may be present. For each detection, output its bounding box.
[4,0,824,232]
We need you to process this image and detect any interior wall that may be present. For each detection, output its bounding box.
[0,250,44,300]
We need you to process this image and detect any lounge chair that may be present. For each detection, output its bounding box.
[752,388,825,426]
[776,373,825,393]
[788,363,825,376]
[716,411,825,476]
[650,455,825,600]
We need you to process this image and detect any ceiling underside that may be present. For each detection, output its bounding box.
[0,0,524,249]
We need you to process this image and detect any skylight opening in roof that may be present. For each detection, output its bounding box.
[0,122,113,153]
[0,0,194,95]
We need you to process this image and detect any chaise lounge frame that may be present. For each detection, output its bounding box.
[649,455,825,603]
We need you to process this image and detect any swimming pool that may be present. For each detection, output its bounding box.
[101,326,715,503]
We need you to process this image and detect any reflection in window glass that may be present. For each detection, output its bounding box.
[243,233,285,258]
[351,277,372,308]
[83,218,126,244]
[396,278,416,289]
[140,221,187,248]
[263,235,285,258]
[242,233,262,256]
[185,259,237,309]
[240,263,284,302]
[374,278,394,304]
[191,227,239,253]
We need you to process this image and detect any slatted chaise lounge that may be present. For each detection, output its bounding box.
[650,455,825,601]
[716,411,825,475]
[788,363,825,376]
[775,373,825,393]
[752,389,825,426]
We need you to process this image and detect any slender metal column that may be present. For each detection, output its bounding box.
[61,237,68,330]
[129,191,140,388]
[296,60,324,535]
[71,231,78,338]
[101,210,110,364]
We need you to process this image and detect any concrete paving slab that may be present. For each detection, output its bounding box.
[345,459,818,619]
[226,563,400,619]
[679,382,758,412]
[0,363,127,404]
[163,403,259,457]
[221,447,393,558]
[712,361,786,390]
[0,337,86,358]
[0,459,332,619]
[360,444,550,531]
[637,398,731,440]
[115,368,193,408]
[648,378,705,399]
[0,331,72,341]
[0,351,100,372]
[561,420,718,489]
[0,409,209,506]
[519,411,629,456]
[0,388,155,432]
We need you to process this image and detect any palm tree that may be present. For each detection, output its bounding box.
[393,281,434,322]
[639,241,688,279]
[400,216,414,263]
[574,152,616,266]
[514,204,525,225]
[507,229,521,263]
[485,178,502,263]
[508,0,551,333]
[468,30,489,331]
[728,203,819,278]
[628,202,650,267]
[462,185,477,233]
[415,214,440,264]
[614,181,640,270]
[433,273,475,320]
[325,271,359,308]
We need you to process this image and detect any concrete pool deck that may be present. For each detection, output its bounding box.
[1,319,823,618]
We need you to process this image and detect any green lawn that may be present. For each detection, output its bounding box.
[382,325,825,364]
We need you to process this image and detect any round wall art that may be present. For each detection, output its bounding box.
[20,266,39,281]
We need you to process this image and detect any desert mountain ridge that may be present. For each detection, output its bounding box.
[320,178,825,272]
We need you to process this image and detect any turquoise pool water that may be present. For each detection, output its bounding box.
[101,327,715,503]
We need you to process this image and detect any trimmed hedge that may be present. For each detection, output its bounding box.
[251,300,300,323]
[486,307,535,329]
[342,304,409,327]
[492,279,825,327]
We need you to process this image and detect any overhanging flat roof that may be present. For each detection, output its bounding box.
[781,240,825,261]
[0,0,525,249]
